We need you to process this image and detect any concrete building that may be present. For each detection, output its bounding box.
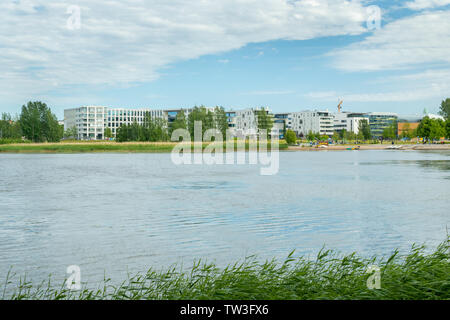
[290,110,334,137]
[226,111,237,135]
[235,107,279,137]
[366,112,398,138]
[273,113,292,139]
[64,106,165,140]
[235,108,261,136]
[333,112,367,135]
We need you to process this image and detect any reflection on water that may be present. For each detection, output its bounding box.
[0,150,449,288]
[361,160,450,172]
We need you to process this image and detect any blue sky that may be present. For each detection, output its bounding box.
[1,0,449,119]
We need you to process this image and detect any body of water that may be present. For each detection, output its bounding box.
[0,150,449,288]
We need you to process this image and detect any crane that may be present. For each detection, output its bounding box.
[337,100,343,113]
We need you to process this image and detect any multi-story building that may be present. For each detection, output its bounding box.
[226,111,236,135]
[235,108,260,136]
[64,106,166,140]
[235,107,278,137]
[366,112,398,138]
[290,110,334,137]
[273,113,292,139]
[64,106,107,140]
[333,112,367,135]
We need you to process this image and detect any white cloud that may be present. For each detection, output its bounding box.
[307,69,450,102]
[405,0,450,10]
[330,10,450,72]
[0,0,371,98]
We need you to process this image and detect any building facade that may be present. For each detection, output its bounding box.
[366,112,398,138]
[64,106,166,140]
[333,112,367,135]
[290,110,334,137]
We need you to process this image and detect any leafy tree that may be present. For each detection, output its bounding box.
[170,109,187,135]
[19,101,62,142]
[438,98,450,119]
[285,129,297,145]
[417,116,446,141]
[358,119,372,141]
[104,127,112,139]
[214,106,228,138]
[446,118,450,139]
[187,106,228,140]
[399,123,415,140]
[117,114,169,142]
[306,131,316,141]
[382,120,397,140]
[332,132,340,142]
[255,108,273,137]
[187,106,209,139]
[0,113,22,139]
[64,126,78,139]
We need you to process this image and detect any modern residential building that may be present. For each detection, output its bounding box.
[64,106,107,140]
[64,106,165,140]
[333,112,367,135]
[290,110,334,137]
[366,112,398,138]
[226,111,236,135]
[234,107,279,137]
[273,113,292,139]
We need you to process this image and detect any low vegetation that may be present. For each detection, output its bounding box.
[2,238,448,300]
[0,141,288,153]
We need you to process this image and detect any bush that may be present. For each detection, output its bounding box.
[285,130,297,145]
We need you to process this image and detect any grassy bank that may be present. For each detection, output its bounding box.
[0,141,288,153]
[2,238,449,300]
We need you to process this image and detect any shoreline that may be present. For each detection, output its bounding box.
[287,144,450,151]
[0,141,449,153]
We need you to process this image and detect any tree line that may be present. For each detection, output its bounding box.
[0,101,62,143]
[116,106,230,142]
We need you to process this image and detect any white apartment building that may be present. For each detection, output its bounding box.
[64,106,107,140]
[235,108,260,136]
[64,106,165,140]
[333,112,367,135]
[107,108,165,137]
[290,110,334,137]
[235,107,278,137]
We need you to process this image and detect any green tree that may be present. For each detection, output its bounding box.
[214,106,228,139]
[104,127,112,139]
[446,118,450,139]
[0,113,22,139]
[417,116,446,141]
[19,101,62,142]
[382,120,397,140]
[438,98,450,119]
[255,108,273,137]
[285,129,297,145]
[188,106,209,139]
[358,119,372,141]
[170,109,187,135]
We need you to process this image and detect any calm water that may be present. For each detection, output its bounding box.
[0,150,449,288]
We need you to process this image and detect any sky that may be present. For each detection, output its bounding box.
[1,0,450,119]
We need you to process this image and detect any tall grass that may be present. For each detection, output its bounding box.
[2,238,448,300]
[0,141,288,153]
